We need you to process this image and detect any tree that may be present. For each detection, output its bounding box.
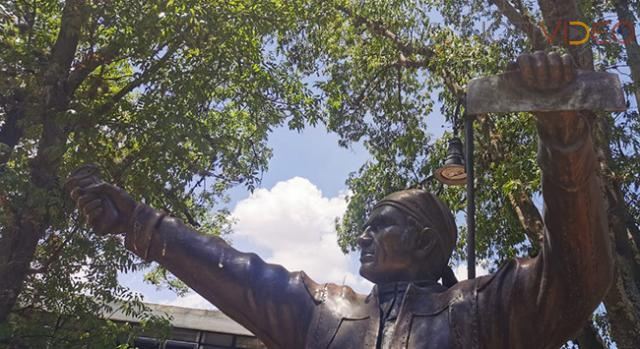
[0,0,317,347]
[277,1,638,348]
[3,0,639,348]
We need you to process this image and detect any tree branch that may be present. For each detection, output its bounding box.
[476,115,543,248]
[161,188,201,228]
[67,44,122,94]
[604,272,640,349]
[352,65,393,106]
[336,5,470,111]
[491,0,547,50]
[440,68,465,98]
[394,57,464,97]
[337,5,433,59]
[93,44,179,116]
[27,225,79,275]
[507,190,544,247]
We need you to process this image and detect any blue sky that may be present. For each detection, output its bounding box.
[229,126,369,200]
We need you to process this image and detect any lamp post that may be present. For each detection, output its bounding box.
[434,101,476,280]
[464,115,475,279]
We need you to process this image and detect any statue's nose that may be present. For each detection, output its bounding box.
[357,229,373,249]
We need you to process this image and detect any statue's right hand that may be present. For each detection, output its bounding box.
[511,51,576,91]
[69,182,137,234]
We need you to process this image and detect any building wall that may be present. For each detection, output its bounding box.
[108,303,266,349]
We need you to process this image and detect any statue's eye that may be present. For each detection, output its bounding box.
[378,216,397,227]
[365,215,396,231]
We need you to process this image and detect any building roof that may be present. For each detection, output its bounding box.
[106,302,254,336]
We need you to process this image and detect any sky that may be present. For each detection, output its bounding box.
[119,113,489,310]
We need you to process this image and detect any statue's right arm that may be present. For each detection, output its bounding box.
[472,52,614,348]
[124,204,317,348]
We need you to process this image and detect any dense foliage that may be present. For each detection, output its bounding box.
[1,0,317,347]
[313,1,640,348]
[1,0,639,348]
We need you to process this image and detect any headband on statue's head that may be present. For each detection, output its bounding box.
[373,189,457,259]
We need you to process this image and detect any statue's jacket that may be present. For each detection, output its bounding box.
[124,117,613,349]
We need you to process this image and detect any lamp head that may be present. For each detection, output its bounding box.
[434,137,466,186]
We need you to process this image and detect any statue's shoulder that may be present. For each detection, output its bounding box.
[408,267,509,316]
[453,271,500,293]
[296,271,367,305]
[445,258,523,301]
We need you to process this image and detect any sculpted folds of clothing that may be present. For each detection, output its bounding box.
[304,279,478,349]
[123,116,611,349]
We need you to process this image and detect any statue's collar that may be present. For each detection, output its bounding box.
[374,279,443,299]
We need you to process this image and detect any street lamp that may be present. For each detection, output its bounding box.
[434,137,466,186]
[434,99,476,280]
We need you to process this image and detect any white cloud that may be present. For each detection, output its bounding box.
[160,292,215,310]
[232,177,373,293]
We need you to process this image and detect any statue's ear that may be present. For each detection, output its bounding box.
[414,227,438,260]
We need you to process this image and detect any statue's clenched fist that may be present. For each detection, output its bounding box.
[65,165,137,234]
[510,51,576,91]
[509,51,586,144]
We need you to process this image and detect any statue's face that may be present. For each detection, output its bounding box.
[357,205,418,283]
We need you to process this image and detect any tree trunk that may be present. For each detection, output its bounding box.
[537,0,594,69]
[0,0,86,323]
[613,0,640,105]
[0,209,43,322]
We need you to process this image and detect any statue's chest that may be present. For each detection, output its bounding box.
[403,309,453,349]
[307,296,455,349]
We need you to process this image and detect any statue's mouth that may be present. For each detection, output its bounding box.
[360,251,375,263]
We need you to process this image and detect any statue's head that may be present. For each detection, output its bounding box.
[357,189,457,284]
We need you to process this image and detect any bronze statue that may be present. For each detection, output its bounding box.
[66,52,614,348]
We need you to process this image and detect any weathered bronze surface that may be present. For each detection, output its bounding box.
[466,70,626,114]
[67,52,615,348]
